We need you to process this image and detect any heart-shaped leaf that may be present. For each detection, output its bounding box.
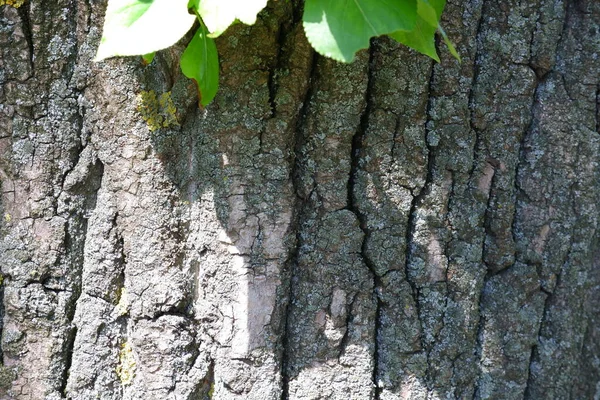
[96,0,196,61]
[195,0,268,37]
[302,0,418,63]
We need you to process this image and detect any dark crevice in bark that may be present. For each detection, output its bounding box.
[481,166,497,276]
[0,277,4,366]
[466,0,488,182]
[465,2,496,397]
[404,62,436,379]
[337,292,358,359]
[421,60,441,394]
[279,184,300,400]
[193,358,215,400]
[267,19,289,119]
[290,0,305,24]
[57,156,104,396]
[280,49,317,400]
[114,213,127,304]
[523,291,549,400]
[389,112,402,166]
[511,68,547,270]
[595,84,599,135]
[139,310,195,323]
[346,43,381,399]
[59,326,77,397]
[16,1,34,71]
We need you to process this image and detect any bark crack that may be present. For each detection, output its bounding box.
[404,61,437,381]
[595,84,599,135]
[280,47,317,400]
[16,1,34,72]
[467,0,490,396]
[346,43,381,399]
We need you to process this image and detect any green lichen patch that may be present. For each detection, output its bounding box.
[0,365,15,391]
[114,287,129,316]
[136,90,179,131]
[0,0,26,8]
[116,342,136,385]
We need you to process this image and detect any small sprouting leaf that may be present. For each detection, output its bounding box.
[439,25,461,62]
[302,0,418,63]
[180,26,219,107]
[196,0,268,37]
[390,16,439,62]
[95,0,196,61]
[142,52,155,65]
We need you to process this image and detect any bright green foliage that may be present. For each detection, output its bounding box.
[142,52,156,65]
[191,0,268,37]
[180,24,219,106]
[96,0,458,108]
[389,0,445,61]
[303,0,417,63]
[390,17,438,61]
[417,0,445,28]
[95,0,195,61]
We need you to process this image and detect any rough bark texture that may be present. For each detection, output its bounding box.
[0,0,599,399]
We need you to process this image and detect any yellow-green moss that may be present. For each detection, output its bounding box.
[136,90,179,131]
[116,342,136,385]
[0,0,26,8]
[208,381,214,398]
[115,287,129,316]
[4,213,11,223]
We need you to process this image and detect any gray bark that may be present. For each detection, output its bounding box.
[0,0,599,399]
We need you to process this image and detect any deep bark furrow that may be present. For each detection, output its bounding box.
[346,45,381,399]
[15,3,33,71]
[596,84,600,134]
[280,43,317,400]
[404,62,436,392]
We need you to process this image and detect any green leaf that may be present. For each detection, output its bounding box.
[196,0,268,37]
[95,0,196,61]
[389,0,453,62]
[142,52,155,65]
[303,0,418,63]
[180,25,220,107]
[418,0,445,28]
[390,16,439,62]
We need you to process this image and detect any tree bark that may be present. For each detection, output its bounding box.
[0,0,599,399]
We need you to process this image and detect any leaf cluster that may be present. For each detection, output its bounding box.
[96,0,459,107]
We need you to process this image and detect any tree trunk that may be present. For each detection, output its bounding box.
[1,0,599,399]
